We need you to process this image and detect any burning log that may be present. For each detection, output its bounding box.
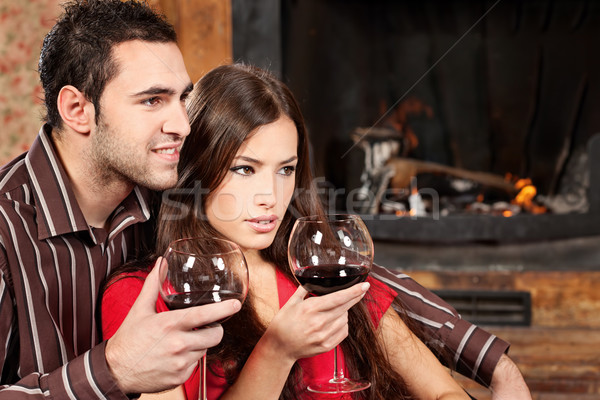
[387,157,519,195]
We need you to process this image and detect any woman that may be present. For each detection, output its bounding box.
[101,63,469,399]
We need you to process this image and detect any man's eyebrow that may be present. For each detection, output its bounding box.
[131,83,193,98]
[183,82,193,95]
[130,86,174,97]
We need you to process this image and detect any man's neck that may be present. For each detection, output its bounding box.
[71,179,133,230]
[53,134,133,230]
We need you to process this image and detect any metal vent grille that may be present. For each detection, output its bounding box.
[433,290,531,326]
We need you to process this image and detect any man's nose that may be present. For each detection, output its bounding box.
[163,102,191,138]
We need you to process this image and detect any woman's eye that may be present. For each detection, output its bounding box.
[279,166,296,176]
[231,166,254,176]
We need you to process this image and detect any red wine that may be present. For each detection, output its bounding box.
[295,264,369,296]
[163,290,245,310]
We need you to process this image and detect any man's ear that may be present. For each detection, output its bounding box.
[57,85,95,134]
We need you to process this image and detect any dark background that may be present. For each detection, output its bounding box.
[232,0,600,198]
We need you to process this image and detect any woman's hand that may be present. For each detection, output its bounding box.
[262,282,370,363]
[218,281,370,400]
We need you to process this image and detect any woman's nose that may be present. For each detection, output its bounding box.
[254,175,277,208]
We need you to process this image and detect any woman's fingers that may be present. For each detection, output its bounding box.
[305,282,370,313]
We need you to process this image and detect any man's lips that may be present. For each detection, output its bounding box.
[152,144,181,161]
[246,215,278,233]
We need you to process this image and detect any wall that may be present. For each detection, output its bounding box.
[0,0,231,167]
[158,0,231,83]
[0,0,62,165]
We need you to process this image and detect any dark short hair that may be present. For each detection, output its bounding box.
[38,0,177,129]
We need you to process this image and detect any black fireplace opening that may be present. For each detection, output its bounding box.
[233,0,600,243]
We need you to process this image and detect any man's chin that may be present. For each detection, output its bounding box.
[133,173,178,191]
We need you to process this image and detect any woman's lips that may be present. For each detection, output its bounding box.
[246,216,278,233]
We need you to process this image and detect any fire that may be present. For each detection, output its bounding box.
[512,179,547,214]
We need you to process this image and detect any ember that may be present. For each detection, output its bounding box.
[513,179,547,215]
[351,124,551,218]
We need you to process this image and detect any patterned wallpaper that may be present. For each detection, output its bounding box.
[0,0,62,165]
[0,0,170,166]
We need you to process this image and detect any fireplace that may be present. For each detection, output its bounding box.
[233,0,600,244]
[232,4,600,394]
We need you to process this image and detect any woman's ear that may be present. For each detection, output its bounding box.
[56,85,95,134]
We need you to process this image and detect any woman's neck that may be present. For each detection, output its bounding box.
[242,248,281,324]
[241,248,266,268]
[244,249,277,291]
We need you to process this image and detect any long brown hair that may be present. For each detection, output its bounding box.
[158,64,416,399]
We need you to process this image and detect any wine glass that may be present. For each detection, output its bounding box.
[287,214,373,394]
[159,237,249,400]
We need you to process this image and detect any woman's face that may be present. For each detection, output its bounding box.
[205,116,298,253]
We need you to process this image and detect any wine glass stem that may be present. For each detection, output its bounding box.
[199,355,207,400]
[332,345,345,383]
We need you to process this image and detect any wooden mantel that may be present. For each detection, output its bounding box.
[153,0,233,82]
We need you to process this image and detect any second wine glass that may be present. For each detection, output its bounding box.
[288,214,373,394]
[159,237,249,400]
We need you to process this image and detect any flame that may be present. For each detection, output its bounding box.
[502,210,513,217]
[512,179,547,214]
[515,178,533,191]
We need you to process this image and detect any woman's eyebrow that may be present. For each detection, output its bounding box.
[280,156,298,164]
[234,155,260,164]
[234,155,298,165]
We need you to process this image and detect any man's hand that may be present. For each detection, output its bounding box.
[490,354,532,400]
[105,258,242,395]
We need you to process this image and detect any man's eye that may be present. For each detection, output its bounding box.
[231,166,254,176]
[143,97,160,106]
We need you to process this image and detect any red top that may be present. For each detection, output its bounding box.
[101,268,397,399]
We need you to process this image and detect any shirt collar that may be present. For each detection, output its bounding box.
[27,125,152,242]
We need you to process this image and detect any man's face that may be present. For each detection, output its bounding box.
[91,40,193,191]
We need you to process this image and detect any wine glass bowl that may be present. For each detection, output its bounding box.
[158,237,249,399]
[159,238,248,313]
[288,214,373,394]
[289,214,373,296]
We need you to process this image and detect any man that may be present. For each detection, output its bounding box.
[372,265,531,399]
[0,0,529,399]
[0,1,240,398]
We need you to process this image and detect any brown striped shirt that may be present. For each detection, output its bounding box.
[0,125,506,398]
[0,125,154,399]
[371,265,509,387]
